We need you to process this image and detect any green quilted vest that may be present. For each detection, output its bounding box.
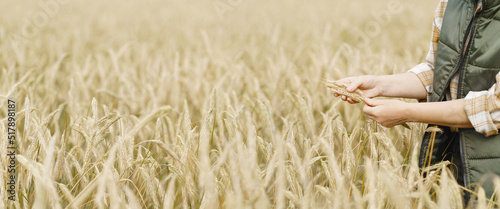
[418,0,500,200]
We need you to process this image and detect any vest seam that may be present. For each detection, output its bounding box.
[466,63,500,70]
[478,16,500,22]
[438,40,459,54]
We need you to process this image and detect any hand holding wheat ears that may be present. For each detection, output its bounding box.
[324,79,411,129]
[324,80,366,103]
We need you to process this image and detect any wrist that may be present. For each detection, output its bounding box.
[402,102,415,123]
[374,75,389,97]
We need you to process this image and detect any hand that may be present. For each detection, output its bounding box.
[363,98,409,128]
[332,75,383,104]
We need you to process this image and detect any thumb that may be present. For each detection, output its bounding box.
[364,98,382,107]
[347,80,362,92]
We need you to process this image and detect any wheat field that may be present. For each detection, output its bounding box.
[1,0,499,208]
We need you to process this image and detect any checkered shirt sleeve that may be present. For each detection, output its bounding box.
[408,0,447,102]
[464,73,500,136]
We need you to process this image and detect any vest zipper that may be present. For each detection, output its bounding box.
[457,0,483,201]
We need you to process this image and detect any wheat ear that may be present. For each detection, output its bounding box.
[324,79,411,129]
[324,80,366,103]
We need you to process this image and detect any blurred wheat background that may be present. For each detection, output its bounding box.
[1,0,496,208]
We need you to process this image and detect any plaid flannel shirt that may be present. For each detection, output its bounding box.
[409,0,500,136]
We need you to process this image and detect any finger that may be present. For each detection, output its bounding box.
[380,121,395,128]
[363,104,374,116]
[347,79,362,92]
[341,95,347,101]
[364,98,374,106]
[384,124,395,128]
[347,97,358,104]
[333,93,338,97]
[336,78,352,85]
[364,90,378,98]
[364,98,381,107]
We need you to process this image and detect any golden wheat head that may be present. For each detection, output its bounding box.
[324,80,366,103]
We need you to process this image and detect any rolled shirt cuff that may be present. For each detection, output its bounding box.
[408,63,434,102]
[464,90,499,137]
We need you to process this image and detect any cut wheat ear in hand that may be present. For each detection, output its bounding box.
[324,80,366,103]
[324,79,411,129]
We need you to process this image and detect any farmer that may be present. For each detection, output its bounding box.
[334,0,500,201]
